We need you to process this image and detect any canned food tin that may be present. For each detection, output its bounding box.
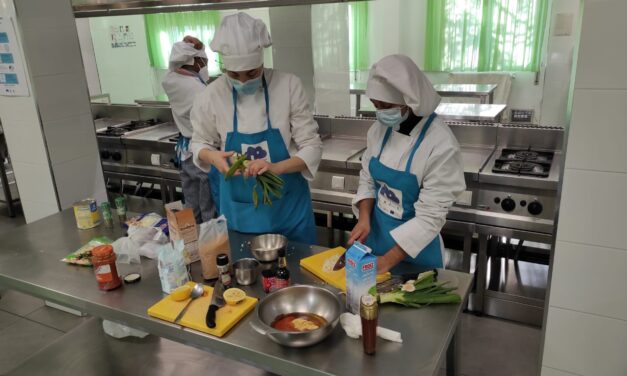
[100,202,113,228]
[73,199,101,229]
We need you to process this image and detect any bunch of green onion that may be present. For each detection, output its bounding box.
[225,153,284,208]
[369,270,461,308]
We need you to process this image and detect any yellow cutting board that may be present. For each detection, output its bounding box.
[147,282,257,338]
[299,247,391,292]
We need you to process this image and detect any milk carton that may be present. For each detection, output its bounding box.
[345,242,377,314]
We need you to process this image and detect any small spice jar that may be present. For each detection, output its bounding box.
[91,245,122,291]
[360,294,378,355]
[216,253,232,287]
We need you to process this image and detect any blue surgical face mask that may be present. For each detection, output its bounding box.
[229,75,262,95]
[376,107,409,129]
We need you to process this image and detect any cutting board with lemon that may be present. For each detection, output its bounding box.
[147,282,257,337]
[300,247,390,291]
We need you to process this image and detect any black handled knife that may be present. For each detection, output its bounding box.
[205,280,225,329]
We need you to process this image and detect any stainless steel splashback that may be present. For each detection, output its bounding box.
[497,124,565,150]
[313,115,372,139]
[446,121,498,148]
[91,104,174,123]
[73,0,363,17]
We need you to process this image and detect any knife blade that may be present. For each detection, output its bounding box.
[205,281,226,329]
[332,250,346,271]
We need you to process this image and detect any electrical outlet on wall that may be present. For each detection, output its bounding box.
[510,109,534,123]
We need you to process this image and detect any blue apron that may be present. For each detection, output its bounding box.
[365,113,443,268]
[220,76,316,244]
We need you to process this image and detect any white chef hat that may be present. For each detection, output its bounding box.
[168,41,208,72]
[366,54,441,116]
[210,12,272,71]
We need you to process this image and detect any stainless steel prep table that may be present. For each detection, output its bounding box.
[0,208,471,376]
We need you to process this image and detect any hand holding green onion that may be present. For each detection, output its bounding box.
[225,153,284,208]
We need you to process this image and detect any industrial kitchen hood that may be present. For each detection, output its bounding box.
[72,0,363,17]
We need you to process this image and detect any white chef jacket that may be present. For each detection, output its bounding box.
[190,68,322,180]
[352,116,466,258]
[162,71,206,161]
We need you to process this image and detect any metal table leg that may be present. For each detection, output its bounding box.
[446,322,462,376]
[355,94,361,116]
[462,232,472,273]
[0,156,15,217]
[474,234,489,314]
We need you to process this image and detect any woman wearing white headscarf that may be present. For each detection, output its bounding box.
[162,36,217,223]
[349,55,466,273]
[191,13,322,244]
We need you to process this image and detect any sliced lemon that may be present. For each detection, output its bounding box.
[223,288,246,305]
[170,285,192,301]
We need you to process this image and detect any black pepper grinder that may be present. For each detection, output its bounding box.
[216,254,231,287]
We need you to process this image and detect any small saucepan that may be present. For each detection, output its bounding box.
[249,285,343,347]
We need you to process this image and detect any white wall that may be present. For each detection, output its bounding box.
[541,1,627,375]
[89,15,155,104]
[75,18,101,97]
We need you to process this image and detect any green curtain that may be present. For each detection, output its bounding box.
[349,2,369,72]
[144,11,222,72]
[425,0,549,72]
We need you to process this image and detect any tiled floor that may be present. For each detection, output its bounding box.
[0,205,542,376]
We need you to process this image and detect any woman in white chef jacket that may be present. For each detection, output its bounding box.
[190,13,322,244]
[349,55,466,273]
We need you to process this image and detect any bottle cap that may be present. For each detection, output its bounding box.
[360,294,378,320]
[216,253,229,266]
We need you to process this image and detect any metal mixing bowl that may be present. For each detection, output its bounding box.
[233,258,260,285]
[250,234,287,262]
[250,285,343,347]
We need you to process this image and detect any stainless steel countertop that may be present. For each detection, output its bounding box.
[433,84,497,96]
[435,103,507,122]
[0,207,471,376]
[123,122,179,142]
[459,146,496,180]
[320,136,366,169]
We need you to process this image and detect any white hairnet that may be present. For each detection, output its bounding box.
[210,12,272,71]
[366,54,441,116]
[168,41,207,72]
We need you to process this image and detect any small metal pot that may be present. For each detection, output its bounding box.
[233,258,260,286]
[250,285,343,347]
[250,234,287,262]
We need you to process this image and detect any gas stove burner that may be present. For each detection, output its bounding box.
[493,148,553,177]
[128,119,158,130]
[99,126,132,137]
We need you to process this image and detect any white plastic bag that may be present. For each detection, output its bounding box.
[102,319,149,339]
[198,215,231,280]
[157,240,190,293]
[128,226,169,259]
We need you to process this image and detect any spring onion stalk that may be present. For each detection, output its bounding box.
[368,270,461,308]
[225,153,284,208]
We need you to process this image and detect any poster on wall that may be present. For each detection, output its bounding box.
[110,25,137,49]
[0,16,29,97]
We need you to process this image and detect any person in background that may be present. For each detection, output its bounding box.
[162,36,218,223]
[349,54,466,273]
[190,13,322,244]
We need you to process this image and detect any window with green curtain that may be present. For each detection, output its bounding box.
[425,0,548,72]
[144,11,222,74]
[348,2,369,72]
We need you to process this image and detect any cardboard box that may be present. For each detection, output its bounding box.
[345,242,377,314]
[165,201,198,264]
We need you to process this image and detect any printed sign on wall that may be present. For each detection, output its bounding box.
[110,25,136,49]
[0,16,29,96]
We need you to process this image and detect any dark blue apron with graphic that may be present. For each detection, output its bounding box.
[219,76,316,244]
[365,113,443,268]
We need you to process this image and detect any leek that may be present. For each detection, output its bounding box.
[369,270,461,308]
[225,153,284,208]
